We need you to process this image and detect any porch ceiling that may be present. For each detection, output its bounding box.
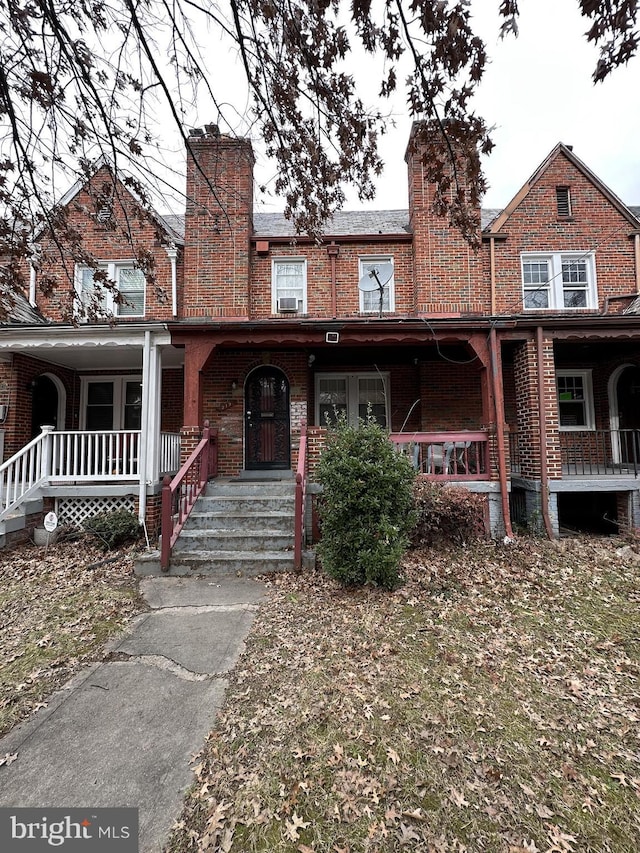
[0,325,184,371]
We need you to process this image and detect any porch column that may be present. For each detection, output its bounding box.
[513,335,561,532]
[183,340,217,427]
[145,337,163,485]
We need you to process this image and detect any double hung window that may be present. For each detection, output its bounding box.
[76,263,145,318]
[359,256,395,313]
[521,253,596,310]
[272,259,306,313]
[556,370,595,430]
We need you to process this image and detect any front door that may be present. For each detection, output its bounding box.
[31,375,59,438]
[617,365,640,464]
[245,367,291,470]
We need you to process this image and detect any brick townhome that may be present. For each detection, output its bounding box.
[1,122,640,546]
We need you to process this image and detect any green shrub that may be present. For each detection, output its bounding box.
[83,509,142,551]
[411,481,485,547]
[316,412,416,589]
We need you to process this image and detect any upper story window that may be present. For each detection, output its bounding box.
[557,370,595,430]
[521,253,597,310]
[76,263,145,318]
[272,259,306,314]
[359,256,395,314]
[556,186,572,217]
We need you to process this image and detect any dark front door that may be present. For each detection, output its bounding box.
[617,366,640,464]
[245,367,290,470]
[31,375,59,438]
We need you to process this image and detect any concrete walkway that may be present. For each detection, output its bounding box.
[0,576,266,853]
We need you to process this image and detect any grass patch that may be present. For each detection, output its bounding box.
[0,539,145,736]
[167,537,640,853]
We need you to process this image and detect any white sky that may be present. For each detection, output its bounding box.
[155,0,640,215]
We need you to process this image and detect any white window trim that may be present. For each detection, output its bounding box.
[75,261,146,319]
[271,257,307,314]
[358,256,395,313]
[315,371,391,428]
[556,369,595,431]
[521,252,597,311]
[80,375,143,430]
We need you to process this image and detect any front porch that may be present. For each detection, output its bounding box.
[0,425,182,535]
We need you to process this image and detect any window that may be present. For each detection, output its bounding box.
[556,186,572,217]
[556,371,595,430]
[521,253,596,310]
[82,377,142,430]
[359,257,395,313]
[76,263,145,318]
[272,259,306,313]
[316,372,389,428]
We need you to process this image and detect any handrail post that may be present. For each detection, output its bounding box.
[160,474,172,571]
[294,421,308,571]
[40,424,55,480]
[201,420,210,488]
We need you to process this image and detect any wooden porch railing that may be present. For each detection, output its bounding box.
[389,431,490,480]
[50,430,141,480]
[160,422,217,572]
[294,422,308,571]
[0,429,49,520]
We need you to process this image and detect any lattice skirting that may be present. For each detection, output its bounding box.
[56,496,136,527]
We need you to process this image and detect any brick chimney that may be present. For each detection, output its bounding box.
[405,121,483,315]
[184,126,254,319]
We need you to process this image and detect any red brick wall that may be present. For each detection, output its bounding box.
[492,151,637,314]
[183,134,253,319]
[513,337,562,480]
[419,361,483,430]
[34,166,180,322]
[405,129,486,315]
[160,368,184,433]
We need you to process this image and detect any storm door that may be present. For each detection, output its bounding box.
[616,365,640,465]
[245,367,290,470]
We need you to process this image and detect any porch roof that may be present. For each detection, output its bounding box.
[0,323,184,370]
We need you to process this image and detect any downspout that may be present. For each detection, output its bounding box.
[327,242,339,318]
[634,234,640,294]
[489,236,497,315]
[28,262,37,307]
[165,244,178,318]
[138,330,151,526]
[536,326,555,539]
[489,327,513,538]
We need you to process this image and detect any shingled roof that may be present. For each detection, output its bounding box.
[163,207,506,239]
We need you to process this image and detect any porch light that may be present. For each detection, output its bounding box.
[231,379,238,391]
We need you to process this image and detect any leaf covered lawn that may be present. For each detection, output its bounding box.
[0,538,145,737]
[168,537,640,853]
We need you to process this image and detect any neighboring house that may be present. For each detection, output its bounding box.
[1,122,640,546]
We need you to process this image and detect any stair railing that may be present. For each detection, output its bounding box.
[160,421,216,571]
[294,421,308,571]
[0,427,51,521]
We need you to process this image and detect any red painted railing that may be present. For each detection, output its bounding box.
[160,422,217,571]
[294,422,308,571]
[389,431,490,480]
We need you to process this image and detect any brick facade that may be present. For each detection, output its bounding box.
[3,124,640,537]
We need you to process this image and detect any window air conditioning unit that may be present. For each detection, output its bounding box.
[277,297,299,313]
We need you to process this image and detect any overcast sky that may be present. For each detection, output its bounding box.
[244,0,640,215]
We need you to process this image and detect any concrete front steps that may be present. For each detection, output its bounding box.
[136,477,298,576]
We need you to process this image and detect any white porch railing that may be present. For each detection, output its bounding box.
[0,428,182,522]
[160,431,182,476]
[51,430,141,480]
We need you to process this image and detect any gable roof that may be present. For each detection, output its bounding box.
[0,288,46,325]
[58,160,185,246]
[486,143,640,234]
